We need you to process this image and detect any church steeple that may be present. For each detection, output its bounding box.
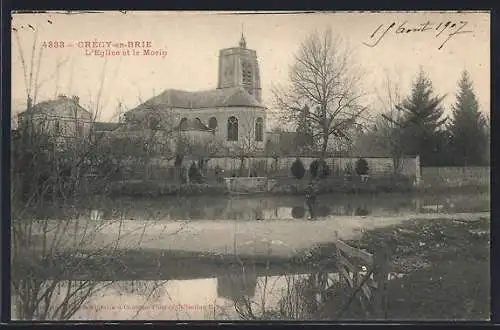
[239,25,246,48]
[218,29,261,102]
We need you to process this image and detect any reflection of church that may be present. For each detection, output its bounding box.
[217,268,258,301]
[123,34,268,152]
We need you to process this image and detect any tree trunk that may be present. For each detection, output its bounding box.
[321,133,328,159]
[318,132,329,179]
[239,157,245,177]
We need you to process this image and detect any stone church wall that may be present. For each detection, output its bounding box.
[172,106,267,150]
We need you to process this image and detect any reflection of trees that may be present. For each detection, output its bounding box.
[254,209,264,220]
[355,206,369,216]
[12,279,110,320]
[291,206,305,219]
[316,205,331,217]
[277,273,326,319]
[114,280,167,299]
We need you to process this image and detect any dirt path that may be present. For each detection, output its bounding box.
[39,212,489,258]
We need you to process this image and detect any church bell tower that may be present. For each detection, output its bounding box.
[217,33,262,102]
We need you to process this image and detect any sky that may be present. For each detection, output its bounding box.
[11,11,490,128]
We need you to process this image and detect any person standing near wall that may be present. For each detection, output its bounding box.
[305,180,317,220]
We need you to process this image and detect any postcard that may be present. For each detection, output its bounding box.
[10,10,490,321]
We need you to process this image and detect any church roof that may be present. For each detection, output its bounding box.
[129,86,265,112]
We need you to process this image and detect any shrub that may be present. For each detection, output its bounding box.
[355,158,369,175]
[179,167,187,183]
[290,158,306,179]
[188,161,202,183]
[309,159,330,179]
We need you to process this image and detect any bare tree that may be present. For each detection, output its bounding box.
[375,73,408,174]
[10,23,183,321]
[105,98,180,181]
[176,132,225,181]
[273,29,367,162]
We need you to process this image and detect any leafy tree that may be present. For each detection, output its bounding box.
[188,161,201,183]
[290,158,306,179]
[309,159,330,179]
[355,158,369,175]
[447,70,488,166]
[394,67,447,166]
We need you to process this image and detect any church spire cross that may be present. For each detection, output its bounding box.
[239,24,246,48]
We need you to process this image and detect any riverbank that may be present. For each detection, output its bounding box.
[14,212,490,320]
[313,215,490,320]
[22,212,489,281]
[107,179,489,198]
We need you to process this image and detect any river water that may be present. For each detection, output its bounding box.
[12,191,490,321]
[32,191,490,221]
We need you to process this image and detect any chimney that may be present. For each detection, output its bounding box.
[72,95,80,104]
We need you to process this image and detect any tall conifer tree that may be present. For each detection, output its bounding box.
[447,70,488,166]
[397,67,447,166]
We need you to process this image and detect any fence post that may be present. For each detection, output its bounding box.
[371,237,395,319]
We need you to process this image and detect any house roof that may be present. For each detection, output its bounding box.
[19,96,92,118]
[127,86,266,114]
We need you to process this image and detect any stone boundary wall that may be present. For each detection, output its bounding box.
[148,156,420,178]
[421,166,490,188]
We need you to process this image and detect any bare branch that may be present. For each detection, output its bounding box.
[273,28,367,157]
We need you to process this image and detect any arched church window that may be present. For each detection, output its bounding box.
[227,116,238,141]
[255,117,264,142]
[208,117,218,130]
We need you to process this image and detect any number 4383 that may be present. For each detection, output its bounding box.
[42,41,65,48]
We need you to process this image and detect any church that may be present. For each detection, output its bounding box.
[122,34,268,153]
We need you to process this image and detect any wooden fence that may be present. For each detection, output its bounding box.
[313,231,393,319]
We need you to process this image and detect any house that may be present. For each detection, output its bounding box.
[17,95,93,143]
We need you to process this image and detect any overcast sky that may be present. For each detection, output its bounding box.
[11,11,490,127]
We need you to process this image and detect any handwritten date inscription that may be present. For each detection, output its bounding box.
[363,21,473,50]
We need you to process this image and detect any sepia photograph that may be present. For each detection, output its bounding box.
[10,10,490,321]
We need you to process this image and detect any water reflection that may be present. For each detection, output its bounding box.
[291,207,305,219]
[217,268,258,301]
[12,269,410,321]
[32,192,490,222]
[119,193,488,221]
